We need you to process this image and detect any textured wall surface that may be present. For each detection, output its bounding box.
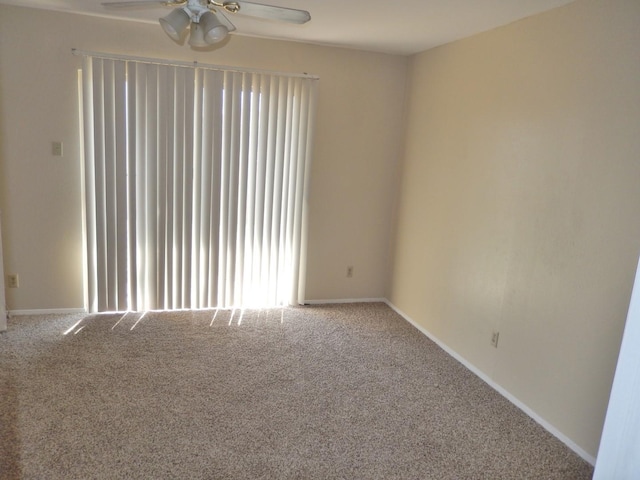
[390,0,640,459]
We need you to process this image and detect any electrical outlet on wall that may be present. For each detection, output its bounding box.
[7,274,19,288]
[346,266,354,278]
[491,331,500,348]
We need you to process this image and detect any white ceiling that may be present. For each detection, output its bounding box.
[0,0,575,55]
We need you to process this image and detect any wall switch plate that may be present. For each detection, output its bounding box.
[52,141,63,157]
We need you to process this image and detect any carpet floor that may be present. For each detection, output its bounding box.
[0,303,593,479]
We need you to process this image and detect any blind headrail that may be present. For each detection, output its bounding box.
[71,48,319,80]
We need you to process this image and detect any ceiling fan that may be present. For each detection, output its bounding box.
[101,0,311,47]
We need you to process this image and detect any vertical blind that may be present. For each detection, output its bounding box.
[81,55,317,312]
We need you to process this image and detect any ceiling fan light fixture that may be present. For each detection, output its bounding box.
[199,11,229,44]
[159,8,191,41]
[188,21,209,47]
[102,0,310,48]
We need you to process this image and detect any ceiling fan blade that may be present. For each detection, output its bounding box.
[101,0,184,8]
[229,1,310,24]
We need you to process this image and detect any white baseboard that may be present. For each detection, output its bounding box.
[10,308,87,316]
[304,298,387,305]
[384,299,597,466]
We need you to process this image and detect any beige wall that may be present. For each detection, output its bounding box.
[390,0,640,459]
[0,5,407,310]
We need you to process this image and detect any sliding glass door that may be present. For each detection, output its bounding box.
[80,55,317,312]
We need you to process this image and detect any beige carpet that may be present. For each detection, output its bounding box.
[0,303,593,479]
